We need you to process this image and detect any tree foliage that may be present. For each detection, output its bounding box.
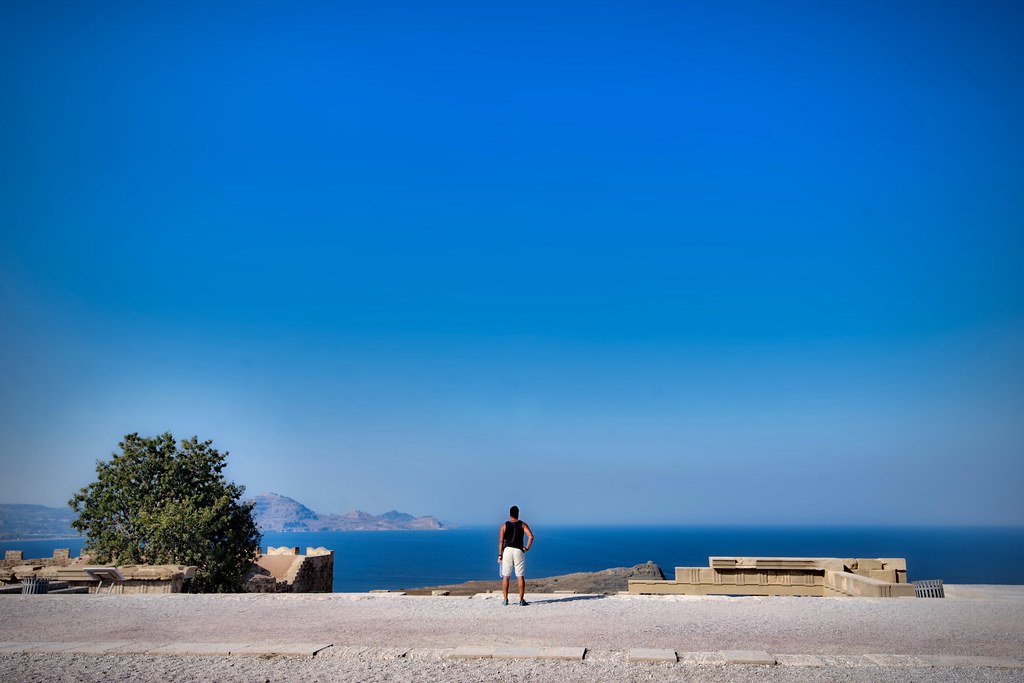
[69,432,261,592]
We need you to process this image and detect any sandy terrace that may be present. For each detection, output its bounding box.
[1,585,1022,682]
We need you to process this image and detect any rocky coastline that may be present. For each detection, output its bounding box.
[402,561,665,595]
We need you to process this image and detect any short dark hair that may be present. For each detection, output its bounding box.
[509,505,519,519]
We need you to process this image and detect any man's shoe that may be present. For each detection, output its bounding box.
[502,598,508,606]
[519,599,528,606]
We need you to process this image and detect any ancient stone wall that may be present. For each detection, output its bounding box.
[1,549,84,571]
[290,547,334,593]
[246,546,333,593]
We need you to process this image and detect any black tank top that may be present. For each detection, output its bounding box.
[503,521,525,550]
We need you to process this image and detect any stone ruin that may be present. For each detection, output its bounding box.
[245,546,334,593]
[1,549,196,594]
[2,545,335,594]
[628,556,917,597]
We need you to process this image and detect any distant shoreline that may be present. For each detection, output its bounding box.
[258,527,449,533]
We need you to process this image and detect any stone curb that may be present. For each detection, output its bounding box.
[0,643,1022,669]
[722,649,776,665]
[449,645,586,660]
[0,642,332,658]
[627,648,677,663]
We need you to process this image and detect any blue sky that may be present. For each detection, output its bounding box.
[1,1,1022,526]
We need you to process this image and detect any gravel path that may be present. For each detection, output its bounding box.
[1,586,1022,681]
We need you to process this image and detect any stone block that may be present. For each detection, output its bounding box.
[825,570,914,598]
[267,546,300,556]
[628,648,677,663]
[53,549,71,560]
[431,590,450,596]
[880,558,907,571]
[855,559,883,571]
[5,551,23,561]
[867,569,897,583]
[537,647,586,660]
[754,558,819,570]
[677,652,725,665]
[722,650,776,665]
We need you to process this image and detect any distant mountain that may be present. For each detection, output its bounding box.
[250,492,318,531]
[249,493,445,532]
[0,495,445,539]
[0,504,80,540]
[379,510,415,523]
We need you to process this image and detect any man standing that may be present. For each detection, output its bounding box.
[498,505,534,606]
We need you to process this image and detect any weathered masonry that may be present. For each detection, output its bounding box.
[245,546,334,593]
[628,556,917,597]
[2,549,196,594]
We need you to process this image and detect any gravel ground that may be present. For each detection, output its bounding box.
[3,651,1023,683]
[1,585,1022,682]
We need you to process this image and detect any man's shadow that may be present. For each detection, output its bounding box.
[526,594,608,605]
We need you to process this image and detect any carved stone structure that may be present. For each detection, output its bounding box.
[1,549,196,593]
[626,557,917,593]
[2,545,335,594]
[245,546,334,593]
[628,556,916,597]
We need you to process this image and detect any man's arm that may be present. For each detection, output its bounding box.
[498,524,506,560]
[522,522,534,551]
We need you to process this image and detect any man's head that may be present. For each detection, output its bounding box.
[509,505,519,519]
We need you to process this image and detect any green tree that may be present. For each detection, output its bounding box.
[69,432,261,592]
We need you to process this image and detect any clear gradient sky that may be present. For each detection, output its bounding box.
[1,1,1022,526]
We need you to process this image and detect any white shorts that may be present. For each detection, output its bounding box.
[501,548,526,578]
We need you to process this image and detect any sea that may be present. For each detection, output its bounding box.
[4,526,1023,593]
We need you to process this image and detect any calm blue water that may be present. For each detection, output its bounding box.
[5,526,1023,592]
